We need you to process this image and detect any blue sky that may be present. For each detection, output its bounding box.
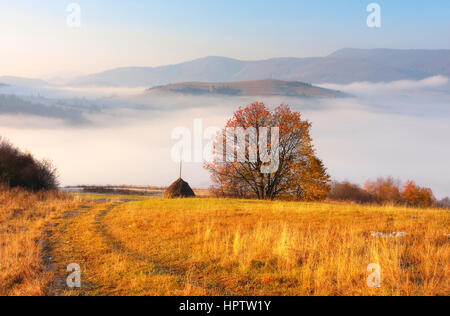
[1,0,449,76]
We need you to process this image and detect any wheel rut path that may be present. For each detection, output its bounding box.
[45,199,225,295]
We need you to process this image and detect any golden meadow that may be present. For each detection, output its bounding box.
[1,187,448,296]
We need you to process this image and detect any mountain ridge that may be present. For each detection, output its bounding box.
[68,48,450,87]
[3,49,450,88]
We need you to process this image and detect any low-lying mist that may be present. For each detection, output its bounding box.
[1,77,449,198]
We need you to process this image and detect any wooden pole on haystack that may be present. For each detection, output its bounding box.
[179,151,183,179]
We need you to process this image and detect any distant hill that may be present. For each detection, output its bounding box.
[69,49,450,87]
[0,76,48,88]
[147,79,344,98]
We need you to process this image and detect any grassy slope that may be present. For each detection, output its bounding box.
[47,197,449,296]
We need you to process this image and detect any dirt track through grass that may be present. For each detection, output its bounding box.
[46,197,219,295]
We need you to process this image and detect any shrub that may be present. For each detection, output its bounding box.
[438,197,450,209]
[0,137,58,191]
[328,181,375,204]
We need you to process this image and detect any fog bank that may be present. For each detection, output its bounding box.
[1,77,449,198]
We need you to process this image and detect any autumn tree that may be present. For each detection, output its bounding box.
[402,181,421,206]
[402,180,436,208]
[293,155,330,201]
[364,177,402,204]
[204,102,330,200]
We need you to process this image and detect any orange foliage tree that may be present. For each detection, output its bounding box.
[364,177,402,204]
[402,180,436,208]
[204,102,330,200]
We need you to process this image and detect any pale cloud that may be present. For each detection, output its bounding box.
[54,86,148,98]
[320,76,449,95]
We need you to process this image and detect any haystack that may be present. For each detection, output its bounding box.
[164,178,196,198]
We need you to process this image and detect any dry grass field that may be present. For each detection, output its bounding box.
[0,187,82,296]
[1,188,449,296]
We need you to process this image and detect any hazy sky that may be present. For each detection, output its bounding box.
[1,0,450,77]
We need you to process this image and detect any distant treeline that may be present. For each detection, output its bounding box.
[77,186,163,196]
[329,177,449,209]
[212,176,449,209]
